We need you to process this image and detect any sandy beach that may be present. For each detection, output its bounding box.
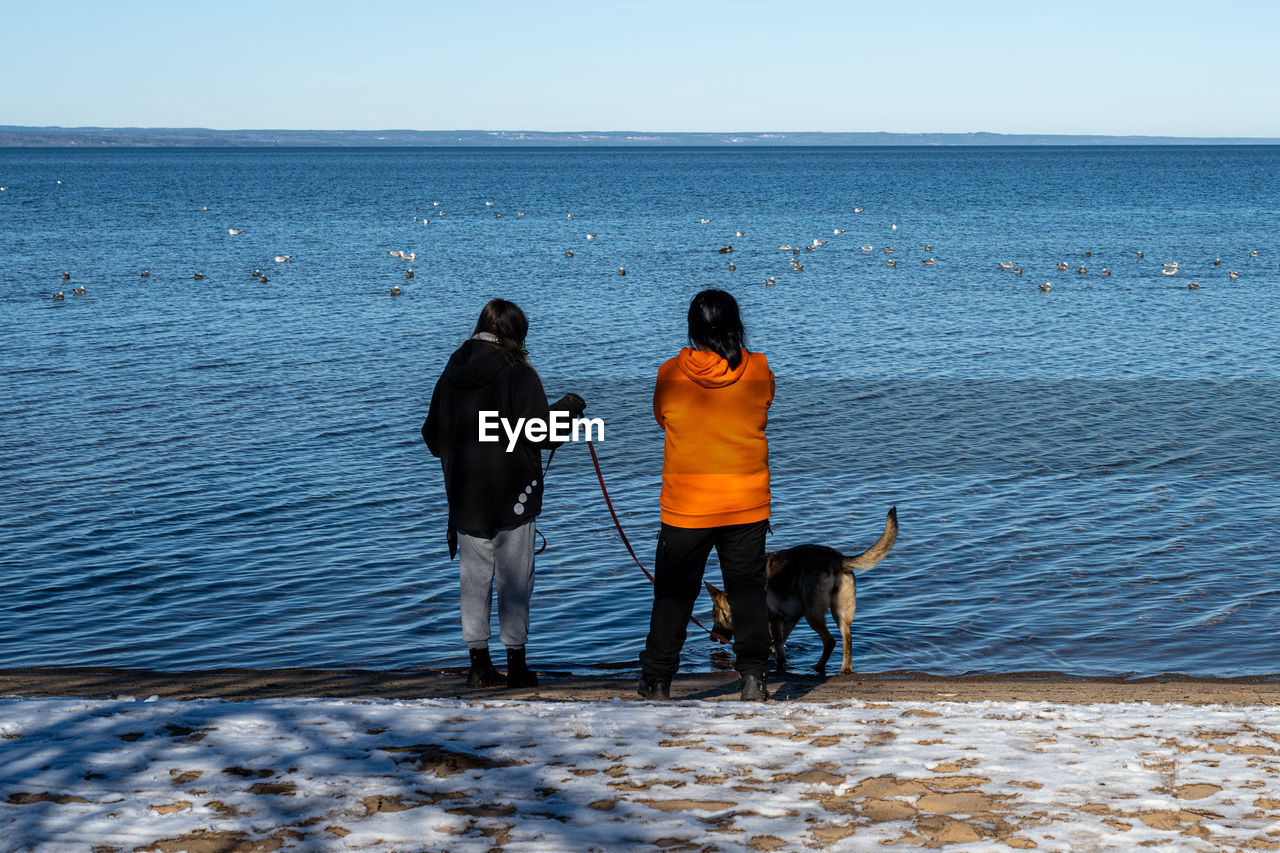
[4,670,1280,851]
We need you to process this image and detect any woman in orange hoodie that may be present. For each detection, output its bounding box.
[639,289,775,701]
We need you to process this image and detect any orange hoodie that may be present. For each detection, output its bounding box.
[653,347,775,527]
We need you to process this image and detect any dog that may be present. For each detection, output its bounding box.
[705,506,897,675]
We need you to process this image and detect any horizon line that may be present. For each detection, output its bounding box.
[4,126,1280,148]
[6,125,1280,138]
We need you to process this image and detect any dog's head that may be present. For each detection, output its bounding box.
[703,581,734,641]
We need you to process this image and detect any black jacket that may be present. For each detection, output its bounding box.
[423,338,569,546]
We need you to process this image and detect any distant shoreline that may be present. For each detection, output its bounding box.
[4,126,1280,148]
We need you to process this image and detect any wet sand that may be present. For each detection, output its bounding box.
[3,667,1280,705]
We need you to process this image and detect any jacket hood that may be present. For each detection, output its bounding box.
[675,347,750,388]
[443,338,512,390]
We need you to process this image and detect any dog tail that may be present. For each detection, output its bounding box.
[842,506,898,572]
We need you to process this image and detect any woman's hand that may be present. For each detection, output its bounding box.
[556,393,587,419]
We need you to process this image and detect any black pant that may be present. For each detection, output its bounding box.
[639,519,771,679]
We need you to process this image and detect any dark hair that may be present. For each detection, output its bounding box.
[687,289,746,369]
[473,298,530,366]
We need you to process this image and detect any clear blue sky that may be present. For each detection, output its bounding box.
[4,0,1277,137]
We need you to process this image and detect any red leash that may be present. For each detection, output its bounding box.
[586,439,730,644]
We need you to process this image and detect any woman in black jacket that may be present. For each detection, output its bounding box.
[423,299,584,688]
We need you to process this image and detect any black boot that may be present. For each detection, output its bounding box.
[738,671,769,702]
[506,647,538,688]
[466,647,504,689]
[637,674,671,700]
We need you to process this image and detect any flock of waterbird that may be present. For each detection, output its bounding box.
[1020,250,1258,293]
[28,187,1272,301]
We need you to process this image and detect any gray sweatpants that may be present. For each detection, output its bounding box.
[458,519,536,650]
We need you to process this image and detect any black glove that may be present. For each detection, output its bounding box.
[555,392,587,419]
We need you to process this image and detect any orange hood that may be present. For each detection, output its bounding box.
[675,347,749,388]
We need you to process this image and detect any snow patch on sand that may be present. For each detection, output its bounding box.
[2,697,1280,851]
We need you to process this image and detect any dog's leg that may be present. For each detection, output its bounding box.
[769,613,788,673]
[837,619,854,675]
[832,578,857,675]
[805,609,837,674]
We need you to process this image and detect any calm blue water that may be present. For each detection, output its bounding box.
[2,146,1279,677]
